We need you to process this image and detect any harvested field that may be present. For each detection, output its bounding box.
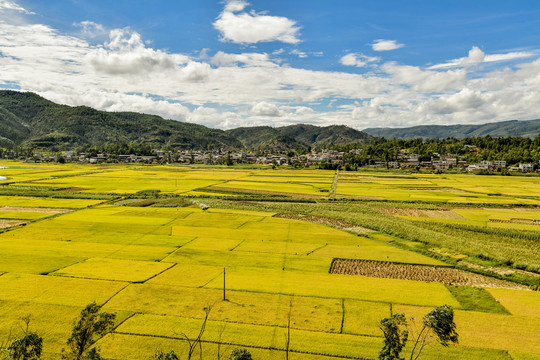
[378,207,465,219]
[331,259,528,289]
[0,206,71,214]
[273,213,375,233]
[0,220,26,228]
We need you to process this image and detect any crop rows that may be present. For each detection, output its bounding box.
[330,259,527,289]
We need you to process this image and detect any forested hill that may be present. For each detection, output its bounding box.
[0,91,242,150]
[226,124,372,150]
[0,90,372,150]
[363,119,540,139]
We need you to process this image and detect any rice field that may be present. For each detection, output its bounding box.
[0,162,538,359]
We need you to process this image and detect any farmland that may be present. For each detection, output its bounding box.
[0,161,539,360]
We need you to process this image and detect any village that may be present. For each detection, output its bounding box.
[27,148,539,173]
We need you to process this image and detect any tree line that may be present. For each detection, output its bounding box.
[336,135,540,167]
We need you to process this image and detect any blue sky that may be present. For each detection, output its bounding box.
[1,0,540,129]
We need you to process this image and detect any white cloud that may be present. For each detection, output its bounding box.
[382,62,466,92]
[372,39,404,51]
[251,101,282,116]
[430,46,535,69]
[74,21,106,39]
[295,106,314,115]
[290,49,307,58]
[340,53,380,67]
[0,0,33,14]
[88,28,185,75]
[213,0,301,44]
[1,9,540,131]
[210,51,276,67]
[181,61,211,82]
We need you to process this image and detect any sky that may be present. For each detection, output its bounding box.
[1,1,540,130]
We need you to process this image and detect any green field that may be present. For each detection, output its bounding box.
[0,161,539,360]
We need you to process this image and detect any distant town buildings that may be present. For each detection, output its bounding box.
[22,148,539,173]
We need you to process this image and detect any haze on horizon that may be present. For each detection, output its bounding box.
[1,0,540,131]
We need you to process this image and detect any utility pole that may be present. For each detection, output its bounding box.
[223,267,226,301]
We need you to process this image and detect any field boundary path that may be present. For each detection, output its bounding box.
[329,169,339,200]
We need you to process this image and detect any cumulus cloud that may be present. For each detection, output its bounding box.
[340,53,380,67]
[88,28,185,75]
[372,39,404,51]
[251,101,282,116]
[1,6,540,131]
[213,0,301,44]
[430,46,535,69]
[382,62,466,92]
[181,61,211,82]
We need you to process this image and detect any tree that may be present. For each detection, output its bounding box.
[178,306,212,360]
[408,305,458,360]
[378,305,458,360]
[62,302,116,360]
[378,313,408,360]
[5,316,43,360]
[227,349,252,360]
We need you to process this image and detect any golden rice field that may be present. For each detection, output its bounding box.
[0,161,539,360]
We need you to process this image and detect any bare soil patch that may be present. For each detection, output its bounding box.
[0,206,71,214]
[273,213,375,233]
[331,259,528,290]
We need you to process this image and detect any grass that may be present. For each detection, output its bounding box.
[445,285,509,314]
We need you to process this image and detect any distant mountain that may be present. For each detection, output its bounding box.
[227,124,372,150]
[0,90,241,149]
[0,90,373,150]
[363,119,540,139]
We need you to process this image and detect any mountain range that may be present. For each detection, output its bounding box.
[0,91,371,150]
[0,90,539,150]
[363,119,540,139]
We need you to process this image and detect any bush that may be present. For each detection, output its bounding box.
[228,348,252,360]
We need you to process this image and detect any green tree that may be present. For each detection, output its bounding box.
[62,302,116,360]
[5,316,43,360]
[378,305,458,360]
[227,349,252,360]
[409,305,458,360]
[378,313,408,360]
